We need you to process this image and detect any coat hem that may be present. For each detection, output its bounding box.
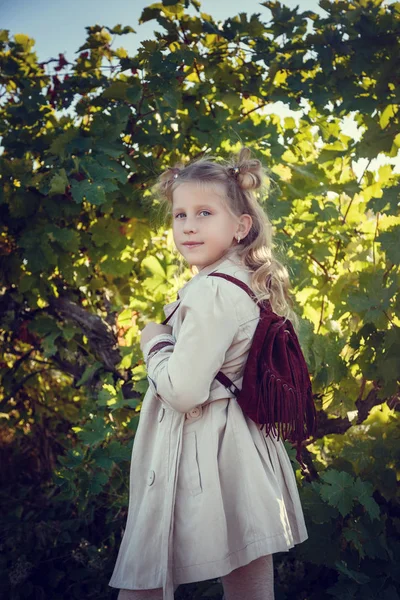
[172,529,308,585]
[108,582,180,593]
[108,564,164,590]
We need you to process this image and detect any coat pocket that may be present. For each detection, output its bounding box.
[177,431,202,496]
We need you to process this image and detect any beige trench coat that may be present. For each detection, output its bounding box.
[108,248,308,599]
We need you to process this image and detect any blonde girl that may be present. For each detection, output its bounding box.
[108,147,309,600]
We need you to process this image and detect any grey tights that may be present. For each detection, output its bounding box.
[117,554,274,600]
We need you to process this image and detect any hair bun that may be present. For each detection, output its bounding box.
[237,170,259,190]
[226,147,263,191]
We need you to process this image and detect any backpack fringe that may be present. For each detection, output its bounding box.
[257,368,310,471]
[257,368,297,442]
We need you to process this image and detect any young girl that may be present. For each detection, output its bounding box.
[108,147,309,600]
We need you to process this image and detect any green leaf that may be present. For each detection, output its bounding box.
[353,477,380,521]
[302,481,340,523]
[93,140,125,159]
[141,255,167,279]
[14,33,34,51]
[334,560,371,584]
[49,169,69,196]
[377,226,400,264]
[28,315,59,336]
[101,81,130,101]
[58,448,85,468]
[108,24,136,35]
[366,185,399,214]
[126,84,142,104]
[76,362,103,387]
[80,156,127,185]
[343,524,366,559]
[42,331,60,357]
[70,179,107,206]
[49,128,82,159]
[106,440,132,462]
[133,378,149,394]
[90,218,124,248]
[45,224,80,252]
[139,9,162,25]
[90,470,110,493]
[319,469,355,517]
[75,415,113,446]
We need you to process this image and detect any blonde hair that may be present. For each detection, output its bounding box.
[150,146,299,332]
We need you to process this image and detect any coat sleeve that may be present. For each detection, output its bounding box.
[142,277,239,414]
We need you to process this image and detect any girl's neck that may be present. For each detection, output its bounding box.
[195,246,242,276]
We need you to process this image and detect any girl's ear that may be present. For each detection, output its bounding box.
[238,214,253,239]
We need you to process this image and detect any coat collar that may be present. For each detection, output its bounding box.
[162,248,245,319]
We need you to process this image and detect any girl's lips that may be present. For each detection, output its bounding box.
[183,243,203,247]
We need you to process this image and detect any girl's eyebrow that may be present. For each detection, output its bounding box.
[173,204,215,212]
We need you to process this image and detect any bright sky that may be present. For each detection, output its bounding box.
[1,0,398,176]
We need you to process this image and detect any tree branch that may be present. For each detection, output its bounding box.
[47,296,122,374]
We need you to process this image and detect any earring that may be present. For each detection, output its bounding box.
[236,235,241,243]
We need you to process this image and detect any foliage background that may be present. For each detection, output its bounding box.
[0,0,399,598]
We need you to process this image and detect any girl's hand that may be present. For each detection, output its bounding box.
[140,322,173,352]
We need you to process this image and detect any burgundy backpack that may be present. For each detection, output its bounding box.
[162,272,317,470]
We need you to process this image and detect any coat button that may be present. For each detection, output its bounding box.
[158,407,165,422]
[187,406,202,419]
[147,470,155,486]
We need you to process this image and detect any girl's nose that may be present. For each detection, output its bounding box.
[183,219,198,233]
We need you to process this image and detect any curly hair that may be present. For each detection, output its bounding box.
[150,146,299,331]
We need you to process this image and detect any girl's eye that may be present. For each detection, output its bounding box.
[174,210,211,219]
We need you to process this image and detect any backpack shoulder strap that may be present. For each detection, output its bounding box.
[207,272,271,311]
[162,270,271,325]
[208,271,273,395]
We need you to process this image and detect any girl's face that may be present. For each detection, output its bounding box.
[172,181,246,270]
